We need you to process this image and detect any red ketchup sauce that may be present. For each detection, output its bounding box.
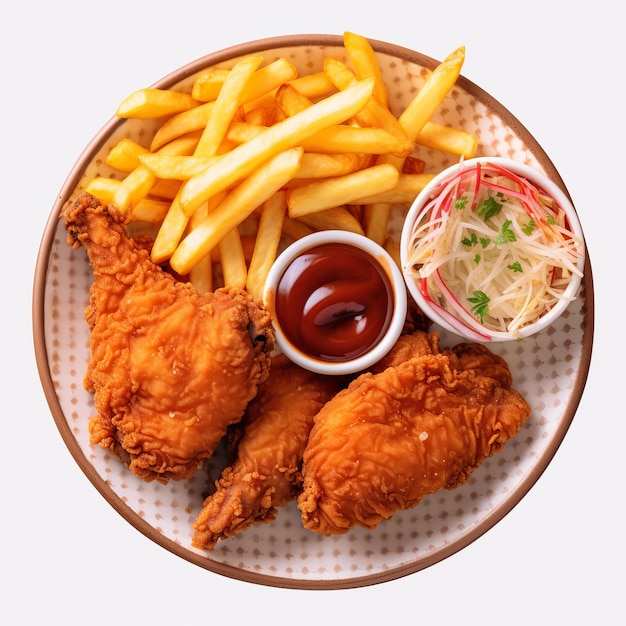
[274,242,394,362]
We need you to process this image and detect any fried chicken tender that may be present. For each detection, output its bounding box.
[297,334,531,535]
[192,354,345,549]
[62,192,275,483]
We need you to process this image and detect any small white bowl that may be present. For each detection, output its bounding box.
[263,230,408,374]
[400,157,586,342]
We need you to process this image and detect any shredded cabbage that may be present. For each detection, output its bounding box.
[405,161,584,337]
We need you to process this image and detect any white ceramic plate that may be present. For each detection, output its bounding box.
[33,35,593,589]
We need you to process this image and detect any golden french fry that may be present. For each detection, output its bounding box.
[84,177,120,204]
[287,163,399,218]
[239,57,299,109]
[343,31,389,108]
[106,138,149,172]
[187,195,214,292]
[274,82,312,116]
[297,207,364,234]
[139,153,216,180]
[398,46,466,139]
[112,135,201,217]
[150,193,189,264]
[363,46,466,244]
[150,178,183,200]
[170,147,304,274]
[111,165,157,220]
[352,173,435,204]
[416,121,478,158]
[224,121,265,144]
[179,78,375,216]
[292,152,365,179]
[193,57,298,104]
[243,102,284,125]
[226,120,409,156]
[245,57,299,93]
[363,201,392,245]
[244,71,336,117]
[282,216,314,240]
[219,228,248,289]
[189,253,213,293]
[287,71,336,99]
[302,126,411,156]
[194,55,264,157]
[116,87,199,119]
[130,197,171,223]
[224,122,404,155]
[151,189,227,265]
[150,102,215,151]
[323,57,411,147]
[246,191,288,302]
[191,68,231,101]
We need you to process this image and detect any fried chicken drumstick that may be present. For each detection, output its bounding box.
[62,192,275,483]
[192,353,346,549]
[297,333,531,535]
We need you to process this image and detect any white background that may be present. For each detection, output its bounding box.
[4,1,622,624]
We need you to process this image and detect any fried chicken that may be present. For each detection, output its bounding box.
[297,333,531,535]
[192,353,345,549]
[62,192,275,483]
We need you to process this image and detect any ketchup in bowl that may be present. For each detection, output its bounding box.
[264,231,407,375]
[275,242,393,361]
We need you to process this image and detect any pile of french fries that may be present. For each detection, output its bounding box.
[84,32,477,302]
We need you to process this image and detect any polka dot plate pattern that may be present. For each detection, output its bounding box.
[33,35,593,589]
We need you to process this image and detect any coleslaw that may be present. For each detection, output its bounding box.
[404,160,585,338]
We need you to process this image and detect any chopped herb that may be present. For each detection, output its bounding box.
[494,219,516,245]
[474,254,481,264]
[461,232,478,247]
[476,196,502,219]
[455,195,469,210]
[508,261,523,272]
[480,236,490,248]
[467,290,490,323]
[546,214,558,225]
[522,217,536,236]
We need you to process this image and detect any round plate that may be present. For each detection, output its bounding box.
[32,34,594,589]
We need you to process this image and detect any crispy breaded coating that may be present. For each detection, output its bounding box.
[62,192,274,483]
[298,336,530,535]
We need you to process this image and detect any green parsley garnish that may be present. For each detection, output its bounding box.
[522,217,536,236]
[474,254,481,264]
[494,219,516,245]
[507,261,523,272]
[476,196,502,219]
[455,195,469,210]
[467,290,490,323]
[461,232,478,247]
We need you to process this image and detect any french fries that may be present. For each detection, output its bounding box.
[91,33,477,303]
[179,77,376,216]
[116,87,199,119]
[343,31,389,108]
[287,163,399,218]
[246,191,288,302]
[170,147,304,275]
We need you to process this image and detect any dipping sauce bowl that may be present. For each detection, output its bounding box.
[263,230,408,374]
